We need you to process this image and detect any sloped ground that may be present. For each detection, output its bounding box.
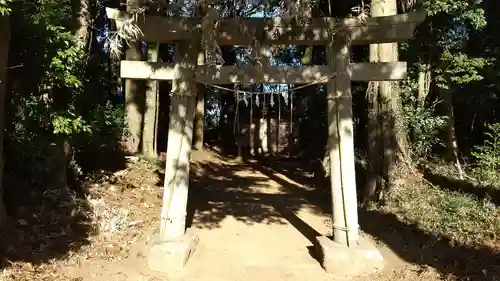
[0,149,498,280]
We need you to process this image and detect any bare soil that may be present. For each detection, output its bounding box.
[0,149,477,281]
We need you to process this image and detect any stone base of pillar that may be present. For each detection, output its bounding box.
[314,235,384,277]
[147,227,199,273]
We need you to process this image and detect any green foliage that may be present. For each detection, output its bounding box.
[52,114,91,135]
[79,101,125,150]
[434,49,490,90]
[423,0,486,29]
[43,27,91,137]
[471,123,500,185]
[4,0,126,190]
[388,0,500,246]
[0,0,11,15]
[7,0,88,136]
[416,0,491,101]
[401,82,447,161]
[405,0,495,159]
[405,105,446,160]
[44,27,84,88]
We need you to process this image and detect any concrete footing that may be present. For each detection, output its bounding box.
[314,235,384,277]
[147,227,199,273]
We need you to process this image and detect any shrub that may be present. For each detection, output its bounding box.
[400,78,447,162]
[471,123,500,186]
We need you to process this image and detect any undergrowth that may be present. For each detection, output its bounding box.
[382,178,500,247]
[471,123,500,187]
[377,86,500,249]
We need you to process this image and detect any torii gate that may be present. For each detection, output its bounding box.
[106,7,425,275]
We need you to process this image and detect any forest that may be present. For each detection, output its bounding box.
[0,0,499,280]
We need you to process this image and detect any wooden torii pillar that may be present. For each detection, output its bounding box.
[327,32,358,247]
[147,40,200,272]
[312,31,382,277]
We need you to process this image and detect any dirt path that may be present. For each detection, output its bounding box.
[121,151,407,281]
[181,161,334,281]
[4,150,423,281]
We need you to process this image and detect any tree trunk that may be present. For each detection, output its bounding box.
[55,0,92,190]
[124,0,145,154]
[73,0,91,51]
[0,15,10,224]
[440,88,464,179]
[417,63,431,108]
[385,3,409,163]
[250,89,254,155]
[193,51,205,150]
[391,77,410,164]
[277,91,281,153]
[288,88,293,157]
[379,40,396,198]
[261,93,268,154]
[364,39,382,201]
[266,94,272,154]
[142,42,160,159]
[108,17,122,98]
[364,0,407,203]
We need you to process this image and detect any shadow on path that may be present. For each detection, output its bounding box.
[157,150,500,280]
